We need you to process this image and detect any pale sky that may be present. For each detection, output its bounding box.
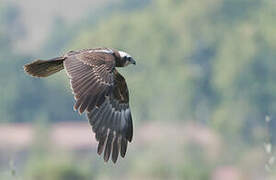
[3,0,114,52]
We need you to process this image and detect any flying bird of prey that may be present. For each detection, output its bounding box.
[24,48,136,163]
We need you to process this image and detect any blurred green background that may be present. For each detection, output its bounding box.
[0,0,275,179]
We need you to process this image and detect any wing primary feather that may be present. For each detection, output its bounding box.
[70,69,92,82]
[67,65,88,74]
[104,132,114,162]
[66,61,82,68]
[95,90,108,107]
[75,78,98,99]
[74,96,86,111]
[112,136,119,163]
[97,128,108,155]
[101,101,114,130]
[72,72,95,91]
[91,102,108,129]
[113,111,121,134]
[87,107,98,124]
[126,112,133,142]
[109,111,117,133]
[74,75,97,95]
[95,126,105,141]
[120,137,128,158]
[89,107,104,127]
[71,71,94,89]
[94,102,112,135]
[79,95,92,114]
[93,102,109,132]
[68,66,92,78]
[86,94,100,112]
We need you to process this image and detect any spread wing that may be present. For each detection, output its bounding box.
[64,51,133,163]
[64,51,115,113]
[87,70,133,163]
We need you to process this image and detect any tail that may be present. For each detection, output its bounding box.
[24,57,66,77]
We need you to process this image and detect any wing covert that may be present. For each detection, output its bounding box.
[64,51,115,113]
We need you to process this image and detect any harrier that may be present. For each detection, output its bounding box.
[24,48,136,163]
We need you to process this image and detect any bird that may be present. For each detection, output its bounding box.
[24,47,136,163]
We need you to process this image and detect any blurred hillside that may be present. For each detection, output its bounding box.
[0,0,276,179]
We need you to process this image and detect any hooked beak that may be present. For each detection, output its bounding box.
[130,57,136,65]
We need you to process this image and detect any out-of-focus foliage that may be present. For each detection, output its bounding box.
[67,0,276,143]
[0,4,82,123]
[24,157,94,180]
[0,0,275,141]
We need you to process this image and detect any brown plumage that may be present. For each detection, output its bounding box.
[24,48,136,163]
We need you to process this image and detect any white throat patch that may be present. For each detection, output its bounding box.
[118,51,131,58]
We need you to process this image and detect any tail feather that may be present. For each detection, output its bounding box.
[24,57,65,77]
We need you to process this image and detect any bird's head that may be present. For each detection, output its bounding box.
[118,51,136,66]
